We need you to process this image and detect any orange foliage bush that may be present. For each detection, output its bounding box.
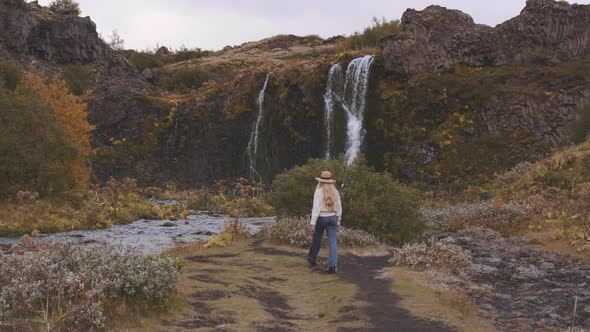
[17,69,94,190]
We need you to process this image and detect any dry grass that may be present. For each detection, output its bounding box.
[384,267,497,332]
[524,231,590,261]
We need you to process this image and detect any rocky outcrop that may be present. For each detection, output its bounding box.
[0,0,112,64]
[381,0,590,74]
[0,0,36,56]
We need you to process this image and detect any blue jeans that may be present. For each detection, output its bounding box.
[307,215,338,268]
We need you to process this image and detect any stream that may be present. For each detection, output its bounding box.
[0,210,275,255]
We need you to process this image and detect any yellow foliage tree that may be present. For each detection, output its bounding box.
[17,68,94,190]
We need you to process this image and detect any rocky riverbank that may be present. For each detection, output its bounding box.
[424,229,590,330]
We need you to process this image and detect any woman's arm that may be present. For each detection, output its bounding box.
[335,190,342,226]
[310,189,321,226]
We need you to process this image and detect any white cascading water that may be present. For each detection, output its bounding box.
[343,55,374,165]
[247,72,272,178]
[323,56,374,164]
[323,63,343,159]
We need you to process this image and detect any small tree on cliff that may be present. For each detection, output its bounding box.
[108,30,126,51]
[49,0,81,16]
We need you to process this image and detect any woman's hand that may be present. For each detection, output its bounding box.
[309,224,314,233]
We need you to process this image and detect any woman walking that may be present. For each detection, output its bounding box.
[307,171,342,273]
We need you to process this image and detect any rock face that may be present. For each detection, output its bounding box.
[381,0,590,74]
[3,0,590,187]
[0,0,111,64]
[369,0,590,182]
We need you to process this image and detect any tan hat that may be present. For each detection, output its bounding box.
[316,170,336,183]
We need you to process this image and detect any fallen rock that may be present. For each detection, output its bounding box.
[471,264,497,275]
[141,68,153,80]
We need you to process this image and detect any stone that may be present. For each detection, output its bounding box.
[495,293,513,301]
[471,264,498,275]
[515,265,544,280]
[477,258,502,267]
[141,68,153,80]
[155,46,171,56]
[161,222,176,227]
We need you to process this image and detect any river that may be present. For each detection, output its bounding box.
[0,210,275,255]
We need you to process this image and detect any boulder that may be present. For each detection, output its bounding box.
[141,68,153,80]
[155,46,171,56]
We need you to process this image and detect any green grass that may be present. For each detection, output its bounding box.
[119,240,368,331]
[337,17,401,51]
[385,267,496,332]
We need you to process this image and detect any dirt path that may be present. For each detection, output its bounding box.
[339,254,454,331]
[140,239,455,332]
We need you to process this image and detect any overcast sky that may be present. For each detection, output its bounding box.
[37,0,590,51]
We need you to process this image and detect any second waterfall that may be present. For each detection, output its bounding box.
[323,55,374,165]
[247,72,272,179]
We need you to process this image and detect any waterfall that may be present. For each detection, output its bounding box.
[166,103,182,159]
[322,56,374,164]
[247,72,272,178]
[343,55,374,165]
[323,63,343,159]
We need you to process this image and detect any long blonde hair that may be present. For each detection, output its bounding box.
[317,182,337,211]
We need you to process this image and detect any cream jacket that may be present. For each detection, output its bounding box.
[310,187,342,226]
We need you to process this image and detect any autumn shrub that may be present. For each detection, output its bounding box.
[224,217,251,241]
[210,195,275,218]
[336,17,401,51]
[0,61,20,91]
[390,240,473,276]
[187,179,274,217]
[0,91,77,196]
[98,178,188,224]
[0,237,181,331]
[269,158,422,245]
[48,0,81,15]
[1,65,83,197]
[24,70,94,190]
[62,64,96,96]
[160,67,211,93]
[128,52,163,72]
[0,180,188,237]
[261,217,380,249]
[0,201,83,236]
[203,218,251,248]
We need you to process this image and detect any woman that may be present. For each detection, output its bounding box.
[307,171,342,273]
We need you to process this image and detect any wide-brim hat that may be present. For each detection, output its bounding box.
[316,170,336,183]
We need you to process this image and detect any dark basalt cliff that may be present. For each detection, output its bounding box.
[380,0,590,74]
[1,0,112,64]
[1,0,590,188]
[371,0,590,184]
